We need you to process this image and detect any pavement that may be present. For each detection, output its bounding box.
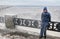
[0,23,60,38]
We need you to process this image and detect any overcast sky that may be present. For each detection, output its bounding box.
[0,0,60,6]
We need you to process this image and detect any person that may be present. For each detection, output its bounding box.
[39,7,51,39]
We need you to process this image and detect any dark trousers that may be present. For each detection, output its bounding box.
[40,22,48,37]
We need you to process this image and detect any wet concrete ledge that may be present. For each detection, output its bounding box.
[0,28,60,39]
[0,23,60,39]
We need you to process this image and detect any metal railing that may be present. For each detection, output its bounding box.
[0,17,60,32]
[13,18,41,28]
[13,18,60,32]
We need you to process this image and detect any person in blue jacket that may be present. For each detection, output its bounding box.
[40,7,51,38]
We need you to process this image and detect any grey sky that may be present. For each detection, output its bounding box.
[0,0,60,6]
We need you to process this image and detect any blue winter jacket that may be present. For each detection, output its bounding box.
[41,12,51,23]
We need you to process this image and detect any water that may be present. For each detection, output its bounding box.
[0,6,60,22]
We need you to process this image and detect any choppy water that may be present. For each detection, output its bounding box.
[0,6,60,22]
